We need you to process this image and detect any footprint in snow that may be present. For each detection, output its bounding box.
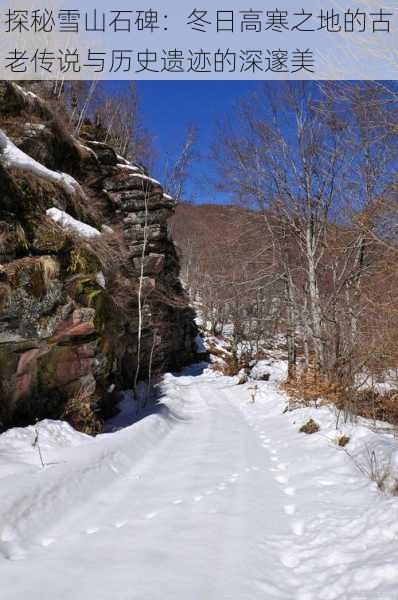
[86,528,99,535]
[291,520,305,536]
[114,520,128,529]
[0,541,25,561]
[277,463,288,471]
[40,538,55,547]
[280,550,301,569]
[145,512,158,520]
[284,487,296,497]
[275,474,289,485]
[284,504,296,516]
[172,499,183,505]
[0,527,16,543]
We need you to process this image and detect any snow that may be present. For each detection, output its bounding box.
[46,207,101,239]
[117,163,140,172]
[95,271,106,289]
[14,83,39,102]
[163,193,174,201]
[0,131,81,196]
[251,358,288,382]
[1,360,398,599]
[250,359,271,380]
[128,172,160,185]
[25,123,46,132]
[0,420,90,480]
[356,369,398,395]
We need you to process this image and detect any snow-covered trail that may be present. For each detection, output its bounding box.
[1,365,398,600]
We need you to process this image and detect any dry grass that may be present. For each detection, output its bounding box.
[282,367,398,429]
[282,369,339,410]
[62,385,103,435]
[337,435,350,447]
[355,389,398,427]
[299,419,320,434]
[351,446,391,492]
[0,111,39,138]
[207,343,230,360]
[4,255,59,298]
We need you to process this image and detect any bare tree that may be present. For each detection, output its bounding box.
[164,124,198,202]
[212,81,398,393]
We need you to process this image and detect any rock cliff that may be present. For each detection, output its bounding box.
[0,82,197,433]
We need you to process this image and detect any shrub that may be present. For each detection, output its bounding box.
[299,419,320,434]
[337,435,350,447]
[62,385,103,435]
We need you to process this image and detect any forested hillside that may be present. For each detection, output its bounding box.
[172,86,398,426]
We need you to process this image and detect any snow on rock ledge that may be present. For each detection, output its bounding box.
[0,130,82,196]
[47,207,101,239]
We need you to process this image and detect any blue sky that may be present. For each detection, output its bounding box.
[104,80,398,206]
[106,81,259,203]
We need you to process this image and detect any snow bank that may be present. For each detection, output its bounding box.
[0,398,178,561]
[0,420,90,480]
[251,359,287,383]
[0,130,81,196]
[250,360,271,381]
[47,207,101,239]
[0,419,89,453]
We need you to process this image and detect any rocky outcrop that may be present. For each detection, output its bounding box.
[0,83,197,433]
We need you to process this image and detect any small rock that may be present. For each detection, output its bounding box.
[257,372,270,381]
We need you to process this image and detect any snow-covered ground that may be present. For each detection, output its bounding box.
[1,360,398,600]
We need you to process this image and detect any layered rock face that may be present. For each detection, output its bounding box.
[0,83,197,432]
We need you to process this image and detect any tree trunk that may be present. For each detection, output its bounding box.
[306,224,324,375]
